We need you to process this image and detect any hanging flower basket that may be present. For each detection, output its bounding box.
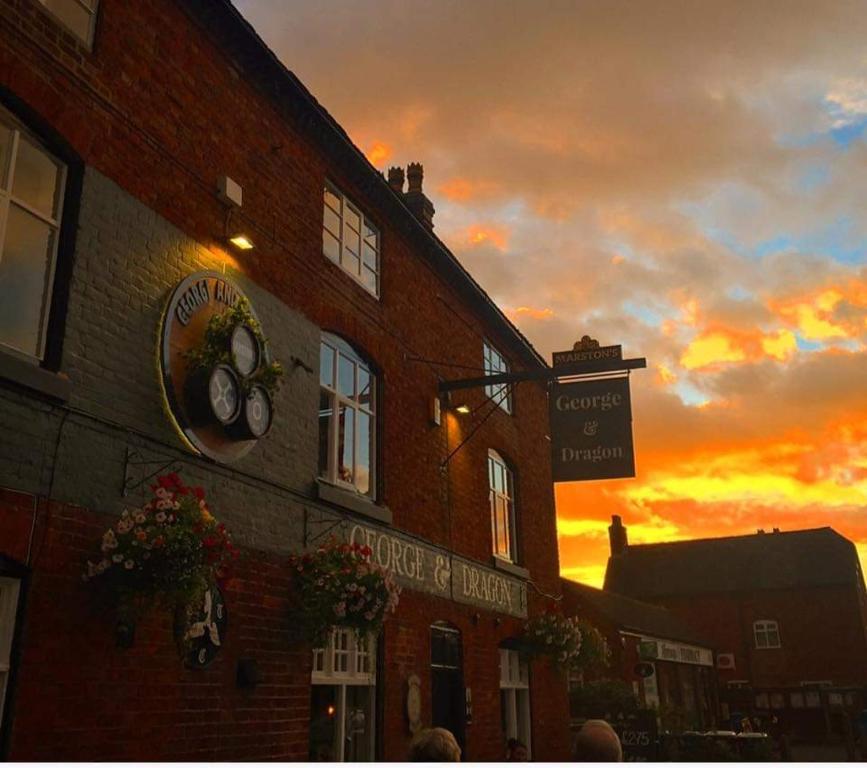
[83,473,238,645]
[289,539,400,646]
[520,611,583,670]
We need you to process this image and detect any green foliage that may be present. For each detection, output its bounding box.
[184,298,283,395]
[570,678,640,720]
[289,539,401,646]
[84,473,238,621]
[521,612,582,670]
[574,619,610,673]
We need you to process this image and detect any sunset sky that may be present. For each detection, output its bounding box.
[237,0,867,586]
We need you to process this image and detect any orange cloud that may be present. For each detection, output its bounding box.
[507,306,555,321]
[769,280,867,342]
[681,330,747,369]
[365,141,392,167]
[463,225,510,251]
[680,326,797,370]
[438,177,502,203]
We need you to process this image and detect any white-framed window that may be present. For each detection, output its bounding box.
[323,181,380,297]
[500,648,531,758]
[319,334,375,497]
[753,620,781,649]
[310,629,376,761]
[0,577,21,728]
[483,341,512,413]
[36,0,98,47]
[0,105,67,362]
[489,449,516,562]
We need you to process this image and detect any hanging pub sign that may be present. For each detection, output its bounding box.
[549,376,635,482]
[159,270,282,464]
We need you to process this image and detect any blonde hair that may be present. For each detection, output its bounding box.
[409,727,462,762]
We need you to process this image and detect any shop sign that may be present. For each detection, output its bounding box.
[639,637,713,667]
[346,523,528,618]
[552,344,622,367]
[549,376,635,482]
[159,271,275,463]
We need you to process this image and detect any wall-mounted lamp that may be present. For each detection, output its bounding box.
[454,404,471,415]
[229,234,254,250]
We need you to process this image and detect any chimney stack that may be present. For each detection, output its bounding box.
[609,515,628,556]
[387,166,405,194]
[403,162,435,230]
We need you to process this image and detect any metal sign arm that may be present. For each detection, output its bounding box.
[438,357,647,393]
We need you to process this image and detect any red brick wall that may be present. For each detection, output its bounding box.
[2,490,311,761]
[659,589,867,688]
[0,0,569,759]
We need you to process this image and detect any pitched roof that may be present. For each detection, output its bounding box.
[604,527,860,600]
[562,579,712,648]
[175,0,548,371]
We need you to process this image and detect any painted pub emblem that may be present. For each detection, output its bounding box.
[159,271,281,463]
[175,585,227,669]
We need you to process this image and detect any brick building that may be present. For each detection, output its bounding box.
[561,579,717,731]
[0,0,570,760]
[604,516,867,739]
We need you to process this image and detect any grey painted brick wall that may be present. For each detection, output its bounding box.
[0,167,326,554]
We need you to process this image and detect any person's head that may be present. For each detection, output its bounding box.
[572,719,622,762]
[506,737,528,761]
[409,727,462,762]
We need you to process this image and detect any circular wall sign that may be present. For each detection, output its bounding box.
[159,271,274,463]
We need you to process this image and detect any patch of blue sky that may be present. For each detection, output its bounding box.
[795,335,823,352]
[754,221,867,264]
[796,163,831,193]
[726,286,754,302]
[829,119,867,148]
[621,300,668,328]
[672,379,710,408]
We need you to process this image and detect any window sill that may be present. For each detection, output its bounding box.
[0,349,71,402]
[316,479,392,525]
[492,556,530,580]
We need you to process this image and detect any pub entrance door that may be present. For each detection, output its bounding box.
[431,623,466,752]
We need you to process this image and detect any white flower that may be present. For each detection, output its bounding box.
[101,530,118,551]
[124,560,135,569]
[155,511,167,523]
[112,554,124,563]
[134,512,146,524]
[155,487,171,500]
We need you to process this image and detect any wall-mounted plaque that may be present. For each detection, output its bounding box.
[159,271,275,463]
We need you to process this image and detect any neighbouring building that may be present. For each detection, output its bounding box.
[561,579,718,731]
[0,0,570,760]
[604,515,867,741]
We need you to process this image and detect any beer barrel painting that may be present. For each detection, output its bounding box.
[159,271,278,463]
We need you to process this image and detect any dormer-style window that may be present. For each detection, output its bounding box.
[754,620,781,649]
[323,181,380,297]
[484,341,512,413]
[36,0,98,47]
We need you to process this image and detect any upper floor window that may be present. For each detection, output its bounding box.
[489,450,517,562]
[36,0,98,47]
[319,334,375,497]
[484,341,512,413]
[323,182,380,297]
[754,620,781,649]
[0,106,67,362]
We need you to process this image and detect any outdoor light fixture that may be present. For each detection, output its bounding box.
[229,234,254,250]
[454,404,471,415]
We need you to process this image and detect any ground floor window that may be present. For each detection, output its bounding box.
[499,648,531,758]
[310,629,376,761]
[0,577,21,728]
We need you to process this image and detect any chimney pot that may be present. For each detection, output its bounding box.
[404,162,435,230]
[406,162,424,193]
[609,515,628,556]
[387,166,405,194]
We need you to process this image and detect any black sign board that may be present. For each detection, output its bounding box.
[553,344,622,368]
[549,377,635,482]
[613,710,659,762]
